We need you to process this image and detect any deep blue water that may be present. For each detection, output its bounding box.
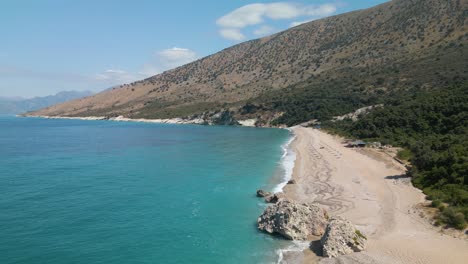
[0,116,292,264]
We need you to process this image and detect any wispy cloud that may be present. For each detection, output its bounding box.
[138,64,160,77]
[94,69,137,83]
[157,47,198,69]
[1,46,199,95]
[94,47,199,85]
[290,19,312,27]
[253,25,275,36]
[220,28,246,41]
[216,2,337,41]
[137,47,199,77]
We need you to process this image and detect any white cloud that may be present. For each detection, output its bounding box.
[157,47,198,69]
[253,25,275,36]
[306,4,337,17]
[103,69,126,74]
[290,20,312,27]
[138,64,160,77]
[289,4,337,27]
[216,2,337,41]
[94,69,138,83]
[220,28,246,41]
[94,47,199,86]
[217,3,302,28]
[1,47,199,96]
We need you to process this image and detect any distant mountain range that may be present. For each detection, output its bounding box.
[0,91,93,115]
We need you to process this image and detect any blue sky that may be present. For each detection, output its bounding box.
[0,0,388,98]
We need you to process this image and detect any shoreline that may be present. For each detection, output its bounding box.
[272,129,297,194]
[18,115,468,262]
[20,115,262,127]
[281,126,467,263]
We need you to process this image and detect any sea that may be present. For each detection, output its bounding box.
[0,115,299,264]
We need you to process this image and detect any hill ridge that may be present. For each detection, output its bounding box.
[28,0,467,126]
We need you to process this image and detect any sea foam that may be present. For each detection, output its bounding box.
[272,129,296,193]
[275,240,310,264]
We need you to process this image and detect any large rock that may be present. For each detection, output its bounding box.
[188,109,239,126]
[256,189,271,197]
[257,200,329,240]
[320,217,367,258]
[287,179,296,184]
[206,110,239,125]
[264,192,285,203]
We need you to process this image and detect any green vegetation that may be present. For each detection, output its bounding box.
[397,149,412,161]
[254,79,380,127]
[440,207,467,230]
[133,101,224,119]
[355,229,367,240]
[431,200,441,208]
[324,83,468,229]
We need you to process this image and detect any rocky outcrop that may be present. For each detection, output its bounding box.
[320,217,367,258]
[257,200,329,240]
[264,192,285,203]
[256,189,271,198]
[238,119,257,127]
[287,179,296,184]
[332,105,384,122]
[209,110,238,125]
[190,110,239,126]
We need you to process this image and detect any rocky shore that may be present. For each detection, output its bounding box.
[22,110,259,127]
[256,193,367,259]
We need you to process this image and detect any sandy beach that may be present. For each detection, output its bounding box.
[282,126,468,264]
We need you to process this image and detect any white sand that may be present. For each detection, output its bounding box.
[283,126,468,264]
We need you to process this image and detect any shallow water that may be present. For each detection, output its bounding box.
[0,116,293,264]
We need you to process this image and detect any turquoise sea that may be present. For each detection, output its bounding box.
[0,116,295,264]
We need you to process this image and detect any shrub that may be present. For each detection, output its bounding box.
[453,213,467,230]
[441,207,467,230]
[431,200,441,208]
[437,204,446,212]
[397,149,412,160]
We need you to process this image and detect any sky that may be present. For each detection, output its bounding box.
[0,0,388,98]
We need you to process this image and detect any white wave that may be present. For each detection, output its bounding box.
[272,130,296,193]
[275,240,310,264]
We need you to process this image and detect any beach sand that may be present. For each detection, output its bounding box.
[282,126,468,264]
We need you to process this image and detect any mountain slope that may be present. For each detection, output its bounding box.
[29,0,467,124]
[1,91,93,115]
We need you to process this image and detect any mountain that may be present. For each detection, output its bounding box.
[23,0,468,229]
[0,90,93,115]
[28,0,467,126]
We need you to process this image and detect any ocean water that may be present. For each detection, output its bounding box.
[0,116,295,264]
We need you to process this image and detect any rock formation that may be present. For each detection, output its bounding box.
[191,110,239,126]
[264,192,285,203]
[320,217,367,258]
[257,200,328,240]
[287,179,296,184]
[256,189,271,198]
